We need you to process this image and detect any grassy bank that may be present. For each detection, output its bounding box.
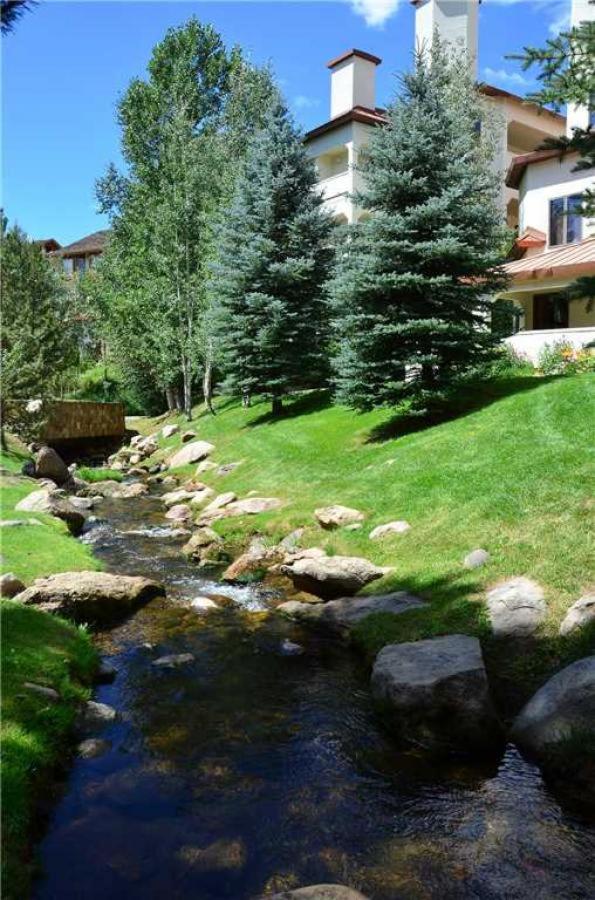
[1,443,101,897]
[0,445,100,585]
[136,371,595,708]
[1,602,97,898]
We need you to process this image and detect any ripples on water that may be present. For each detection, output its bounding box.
[33,491,595,899]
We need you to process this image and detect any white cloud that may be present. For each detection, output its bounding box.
[348,0,402,28]
[293,95,321,110]
[483,0,570,35]
[483,66,533,88]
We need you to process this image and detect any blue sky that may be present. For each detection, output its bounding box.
[2,0,564,244]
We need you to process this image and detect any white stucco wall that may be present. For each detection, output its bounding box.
[518,154,595,241]
[414,0,479,74]
[330,57,377,118]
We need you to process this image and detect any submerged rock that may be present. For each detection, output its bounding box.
[152,652,195,668]
[559,594,595,636]
[279,551,390,600]
[314,505,365,529]
[278,592,426,633]
[370,634,501,754]
[191,597,219,612]
[13,571,164,626]
[487,577,546,637]
[78,738,112,759]
[78,700,118,732]
[177,837,246,872]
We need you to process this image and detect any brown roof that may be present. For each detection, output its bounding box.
[304,82,563,145]
[480,83,565,123]
[327,49,382,69]
[505,147,571,189]
[34,238,62,252]
[54,229,109,258]
[304,105,387,142]
[516,227,547,249]
[503,237,595,283]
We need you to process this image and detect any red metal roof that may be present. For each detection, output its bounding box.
[516,227,547,249]
[503,237,595,282]
[506,148,570,189]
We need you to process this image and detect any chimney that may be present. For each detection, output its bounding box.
[327,49,381,118]
[566,0,594,136]
[412,0,480,77]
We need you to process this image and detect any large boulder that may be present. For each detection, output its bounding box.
[511,656,595,757]
[264,888,369,900]
[559,594,595,637]
[370,634,501,754]
[168,440,214,469]
[88,481,147,500]
[277,591,427,633]
[279,550,390,600]
[486,577,546,637]
[15,489,85,535]
[13,571,164,626]
[34,446,70,486]
[314,505,365,529]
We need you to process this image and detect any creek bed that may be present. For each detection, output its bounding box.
[33,490,595,899]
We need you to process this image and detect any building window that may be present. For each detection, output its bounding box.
[589,94,595,128]
[74,256,86,275]
[549,194,582,246]
[533,292,569,330]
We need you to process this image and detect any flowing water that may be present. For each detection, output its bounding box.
[34,488,595,899]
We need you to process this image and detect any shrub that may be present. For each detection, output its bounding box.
[537,340,595,376]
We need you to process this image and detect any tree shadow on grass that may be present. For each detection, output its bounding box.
[245,389,333,427]
[365,374,557,444]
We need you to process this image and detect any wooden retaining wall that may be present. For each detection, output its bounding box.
[9,400,126,441]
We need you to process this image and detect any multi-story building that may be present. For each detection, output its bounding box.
[304,0,565,229]
[51,229,109,276]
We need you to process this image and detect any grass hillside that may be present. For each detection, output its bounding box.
[139,372,595,706]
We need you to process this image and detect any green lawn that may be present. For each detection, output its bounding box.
[137,372,595,706]
[1,601,97,899]
[0,448,100,585]
[77,466,123,483]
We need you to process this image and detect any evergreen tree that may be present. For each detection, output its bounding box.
[211,101,334,414]
[1,219,75,398]
[331,45,508,413]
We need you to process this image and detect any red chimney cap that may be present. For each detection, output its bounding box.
[326,49,382,69]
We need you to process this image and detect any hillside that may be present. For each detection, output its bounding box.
[138,372,595,706]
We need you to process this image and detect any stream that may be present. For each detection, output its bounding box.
[33,487,595,899]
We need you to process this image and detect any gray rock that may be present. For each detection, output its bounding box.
[152,652,195,669]
[264,886,369,900]
[168,440,214,469]
[191,597,219,612]
[371,634,501,753]
[78,738,111,759]
[279,528,305,552]
[182,527,223,562]
[34,446,70,486]
[279,551,391,600]
[369,521,411,540]
[22,682,60,702]
[278,591,426,633]
[181,430,196,443]
[96,660,117,684]
[162,423,179,438]
[486,577,546,637]
[15,489,85,535]
[511,656,595,755]
[165,503,193,522]
[314,505,365,529]
[0,572,26,597]
[69,496,95,511]
[464,548,490,569]
[162,488,201,507]
[280,639,304,656]
[217,462,242,476]
[14,571,164,626]
[78,700,118,732]
[559,594,595,637]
